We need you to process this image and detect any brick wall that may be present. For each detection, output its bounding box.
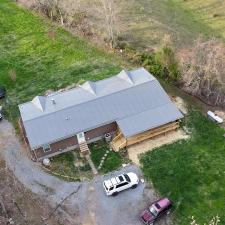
[33,122,117,160]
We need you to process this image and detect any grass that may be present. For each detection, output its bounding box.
[49,151,92,181]
[140,110,225,225]
[49,141,128,178]
[0,0,127,124]
[90,141,129,174]
[118,0,225,49]
[180,0,225,38]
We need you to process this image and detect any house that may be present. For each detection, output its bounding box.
[18,68,183,161]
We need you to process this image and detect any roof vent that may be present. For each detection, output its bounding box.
[117,70,134,84]
[51,98,56,104]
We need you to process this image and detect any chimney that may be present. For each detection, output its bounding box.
[51,98,56,104]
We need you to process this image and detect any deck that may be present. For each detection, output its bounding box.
[111,121,180,151]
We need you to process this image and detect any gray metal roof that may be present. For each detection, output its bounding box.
[19,68,183,149]
[117,103,183,137]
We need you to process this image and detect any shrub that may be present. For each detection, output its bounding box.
[155,46,181,81]
[124,46,180,82]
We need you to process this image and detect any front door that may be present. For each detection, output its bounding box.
[77,132,85,144]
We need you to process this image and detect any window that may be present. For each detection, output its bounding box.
[149,206,158,217]
[109,187,114,191]
[124,174,131,183]
[118,175,124,182]
[43,144,51,153]
[116,182,128,189]
[155,203,161,210]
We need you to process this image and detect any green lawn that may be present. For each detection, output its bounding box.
[0,0,127,124]
[90,141,129,174]
[140,110,225,225]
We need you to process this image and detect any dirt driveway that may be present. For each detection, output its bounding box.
[0,120,172,225]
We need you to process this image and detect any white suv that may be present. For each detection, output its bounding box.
[103,172,139,196]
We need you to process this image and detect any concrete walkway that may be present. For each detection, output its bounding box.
[86,155,98,175]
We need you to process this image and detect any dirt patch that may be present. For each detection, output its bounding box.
[0,160,61,225]
[172,96,188,114]
[127,129,189,165]
[214,110,225,129]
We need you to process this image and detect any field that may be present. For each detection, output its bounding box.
[0,0,127,124]
[118,0,225,49]
[140,110,225,225]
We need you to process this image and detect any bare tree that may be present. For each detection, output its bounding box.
[179,38,225,107]
[59,0,91,35]
[94,0,121,48]
[30,0,91,35]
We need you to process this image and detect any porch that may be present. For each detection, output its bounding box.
[111,121,180,151]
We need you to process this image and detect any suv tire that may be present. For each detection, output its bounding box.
[112,192,118,196]
[131,184,137,189]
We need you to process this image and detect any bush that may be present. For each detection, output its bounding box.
[155,46,181,81]
[140,53,162,77]
[126,46,180,82]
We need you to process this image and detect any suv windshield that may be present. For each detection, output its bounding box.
[149,206,158,217]
[124,174,131,183]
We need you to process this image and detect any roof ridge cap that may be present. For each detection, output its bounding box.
[23,80,156,122]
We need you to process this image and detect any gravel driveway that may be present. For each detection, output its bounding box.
[0,120,172,225]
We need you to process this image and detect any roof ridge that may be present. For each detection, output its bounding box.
[18,68,153,108]
[22,78,157,122]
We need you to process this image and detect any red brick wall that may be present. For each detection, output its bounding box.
[34,135,78,159]
[85,122,117,140]
[33,122,117,160]
[50,136,78,151]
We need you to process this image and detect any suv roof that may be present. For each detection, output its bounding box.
[104,174,127,188]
